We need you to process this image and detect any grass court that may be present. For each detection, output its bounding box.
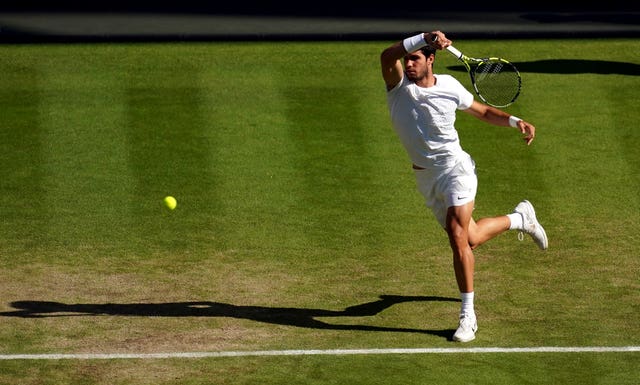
[0,38,638,384]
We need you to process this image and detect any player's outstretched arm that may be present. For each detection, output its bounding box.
[463,100,536,145]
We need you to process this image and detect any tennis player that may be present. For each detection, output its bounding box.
[380,31,548,342]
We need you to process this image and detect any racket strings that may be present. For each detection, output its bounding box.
[473,61,521,107]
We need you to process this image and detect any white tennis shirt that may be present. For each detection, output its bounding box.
[386,74,474,169]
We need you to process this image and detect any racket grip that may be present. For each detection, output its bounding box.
[446,45,463,59]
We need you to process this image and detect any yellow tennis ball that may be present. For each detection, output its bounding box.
[163,196,177,210]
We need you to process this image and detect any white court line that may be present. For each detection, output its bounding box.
[1,346,639,360]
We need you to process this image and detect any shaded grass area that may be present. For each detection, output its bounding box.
[0,39,638,383]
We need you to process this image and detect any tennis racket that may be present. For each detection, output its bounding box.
[445,45,521,108]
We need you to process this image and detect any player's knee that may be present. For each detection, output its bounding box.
[446,219,467,243]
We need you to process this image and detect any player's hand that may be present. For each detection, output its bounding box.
[518,120,536,145]
[428,31,451,50]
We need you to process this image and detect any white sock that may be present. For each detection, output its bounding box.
[460,291,475,318]
[507,213,523,230]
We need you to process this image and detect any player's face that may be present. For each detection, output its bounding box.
[404,51,429,81]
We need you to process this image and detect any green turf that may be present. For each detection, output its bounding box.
[0,38,638,384]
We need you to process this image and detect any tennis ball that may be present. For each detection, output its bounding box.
[163,196,177,210]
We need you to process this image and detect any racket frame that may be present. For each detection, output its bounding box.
[445,45,521,108]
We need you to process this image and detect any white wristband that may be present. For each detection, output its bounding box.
[403,33,427,53]
[509,115,521,128]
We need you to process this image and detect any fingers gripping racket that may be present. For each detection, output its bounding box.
[445,45,521,108]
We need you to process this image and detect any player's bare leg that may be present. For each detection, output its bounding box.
[446,202,478,342]
[467,216,511,249]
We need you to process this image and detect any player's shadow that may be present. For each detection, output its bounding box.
[1,295,458,339]
[446,59,640,76]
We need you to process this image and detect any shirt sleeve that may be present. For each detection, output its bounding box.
[386,73,406,94]
[452,77,474,110]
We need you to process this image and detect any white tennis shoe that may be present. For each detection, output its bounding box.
[452,314,477,343]
[514,200,548,250]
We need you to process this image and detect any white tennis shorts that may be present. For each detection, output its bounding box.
[413,155,477,228]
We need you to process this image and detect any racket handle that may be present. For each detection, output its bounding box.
[446,45,463,59]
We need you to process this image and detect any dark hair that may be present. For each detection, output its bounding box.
[420,46,436,57]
